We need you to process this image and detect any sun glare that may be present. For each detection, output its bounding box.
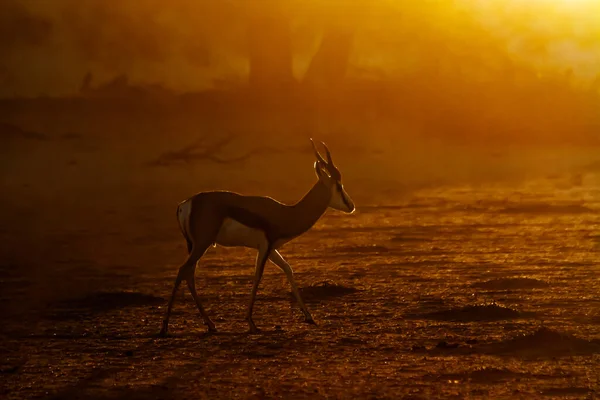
[511,0,592,3]
[518,0,597,9]
[470,0,598,10]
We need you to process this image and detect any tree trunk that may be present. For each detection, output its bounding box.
[247,16,295,92]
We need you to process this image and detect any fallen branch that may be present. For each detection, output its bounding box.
[147,133,278,167]
[0,122,48,141]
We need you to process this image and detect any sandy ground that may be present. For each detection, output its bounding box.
[1,106,600,398]
[1,177,600,399]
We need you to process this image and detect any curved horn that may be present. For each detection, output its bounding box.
[321,141,334,167]
[310,138,327,165]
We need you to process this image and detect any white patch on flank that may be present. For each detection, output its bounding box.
[216,218,266,249]
[177,199,193,240]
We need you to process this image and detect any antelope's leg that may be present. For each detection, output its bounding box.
[161,244,212,336]
[269,250,315,324]
[186,262,217,332]
[160,257,196,336]
[246,242,271,333]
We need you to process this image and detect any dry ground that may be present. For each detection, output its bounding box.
[2,182,600,399]
[1,108,600,399]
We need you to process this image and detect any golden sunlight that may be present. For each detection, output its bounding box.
[2,1,600,398]
[481,0,596,6]
[548,0,596,4]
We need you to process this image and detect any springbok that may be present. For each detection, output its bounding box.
[160,139,355,336]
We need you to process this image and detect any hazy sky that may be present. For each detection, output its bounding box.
[1,0,599,97]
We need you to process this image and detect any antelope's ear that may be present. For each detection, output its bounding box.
[314,161,330,180]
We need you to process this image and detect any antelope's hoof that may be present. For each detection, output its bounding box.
[207,324,218,333]
[304,318,317,326]
[159,321,169,337]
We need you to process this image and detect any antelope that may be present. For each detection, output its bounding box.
[160,139,355,336]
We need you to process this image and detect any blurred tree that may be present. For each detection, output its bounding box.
[80,72,93,93]
[303,27,354,93]
[247,16,295,91]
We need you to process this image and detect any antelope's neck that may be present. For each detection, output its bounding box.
[285,180,331,238]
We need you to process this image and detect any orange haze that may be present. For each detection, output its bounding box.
[1,0,599,97]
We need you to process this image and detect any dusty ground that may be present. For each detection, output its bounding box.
[2,181,599,399]
[1,108,600,399]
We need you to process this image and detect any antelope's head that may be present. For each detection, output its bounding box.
[311,138,355,214]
